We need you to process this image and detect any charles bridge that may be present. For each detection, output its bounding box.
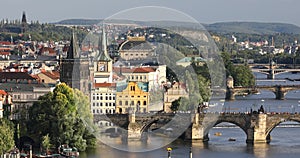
[94,112,300,144]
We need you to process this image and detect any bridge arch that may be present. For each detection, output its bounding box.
[140,119,160,134]
[204,120,248,137]
[266,118,300,140]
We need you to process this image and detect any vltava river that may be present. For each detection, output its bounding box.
[83,72,300,158]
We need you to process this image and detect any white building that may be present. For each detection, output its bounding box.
[91,83,116,115]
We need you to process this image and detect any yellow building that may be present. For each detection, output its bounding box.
[116,82,149,114]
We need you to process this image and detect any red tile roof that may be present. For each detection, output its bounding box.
[0,72,36,80]
[0,41,12,45]
[113,67,155,73]
[0,90,7,95]
[41,71,60,80]
[39,47,56,55]
[0,52,10,55]
[0,47,11,51]
[94,83,116,88]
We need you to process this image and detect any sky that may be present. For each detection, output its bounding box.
[1,0,300,26]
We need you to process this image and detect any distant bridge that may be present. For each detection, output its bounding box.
[251,68,300,79]
[226,85,300,100]
[234,63,300,79]
[93,112,300,144]
[234,63,300,69]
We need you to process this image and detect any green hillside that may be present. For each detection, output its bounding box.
[205,22,300,34]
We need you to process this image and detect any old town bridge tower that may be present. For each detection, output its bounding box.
[60,31,90,95]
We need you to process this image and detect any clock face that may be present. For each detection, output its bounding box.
[100,65,105,71]
[98,62,106,72]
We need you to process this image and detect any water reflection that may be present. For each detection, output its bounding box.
[250,143,269,158]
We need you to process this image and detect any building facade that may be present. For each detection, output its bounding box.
[116,82,149,114]
[91,83,116,115]
[164,82,189,113]
[118,36,155,61]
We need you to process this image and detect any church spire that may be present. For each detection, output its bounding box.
[21,11,27,33]
[96,24,111,61]
[67,29,80,59]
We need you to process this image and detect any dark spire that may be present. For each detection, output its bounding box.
[95,24,111,61]
[21,11,27,24]
[21,11,27,33]
[67,30,80,59]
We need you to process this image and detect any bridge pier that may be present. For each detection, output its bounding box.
[275,86,286,100]
[246,114,270,144]
[267,69,275,79]
[190,113,209,141]
[127,114,143,140]
[226,88,235,100]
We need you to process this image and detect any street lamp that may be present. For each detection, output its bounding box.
[167,147,172,158]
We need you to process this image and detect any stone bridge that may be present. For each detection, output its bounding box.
[226,85,300,100]
[93,112,300,144]
[252,68,300,79]
[234,63,300,79]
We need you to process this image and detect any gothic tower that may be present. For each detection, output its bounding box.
[93,24,113,83]
[21,11,27,33]
[60,30,90,95]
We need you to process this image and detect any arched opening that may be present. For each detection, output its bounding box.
[285,89,300,100]
[104,127,122,138]
[268,121,300,145]
[141,120,159,134]
[140,119,173,141]
[207,122,247,144]
[20,136,35,149]
[97,120,121,138]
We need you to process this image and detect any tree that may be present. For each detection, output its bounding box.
[170,97,191,112]
[221,52,255,87]
[41,134,51,154]
[232,65,255,86]
[27,83,96,151]
[0,119,15,154]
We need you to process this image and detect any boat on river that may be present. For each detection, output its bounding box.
[33,154,61,158]
[214,132,222,136]
[58,144,79,158]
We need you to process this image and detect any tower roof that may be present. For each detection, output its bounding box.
[67,30,80,59]
[21,11,27,23]
[95,24,111,61]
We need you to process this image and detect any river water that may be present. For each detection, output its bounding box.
[83,72,300,158]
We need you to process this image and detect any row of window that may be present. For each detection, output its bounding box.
[98,122,114,127]
[124,53,149,56]
[93,109,115,114]
[93,93,115,96]
[13,94,42,100]
[92,96,115,101]
[118,100,147,106]
[118,95,147,98]
[92,102,115,107]
[127,75,147,80]
[117,107,147,113]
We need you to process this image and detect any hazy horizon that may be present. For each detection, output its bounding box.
[1,0,300,26]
